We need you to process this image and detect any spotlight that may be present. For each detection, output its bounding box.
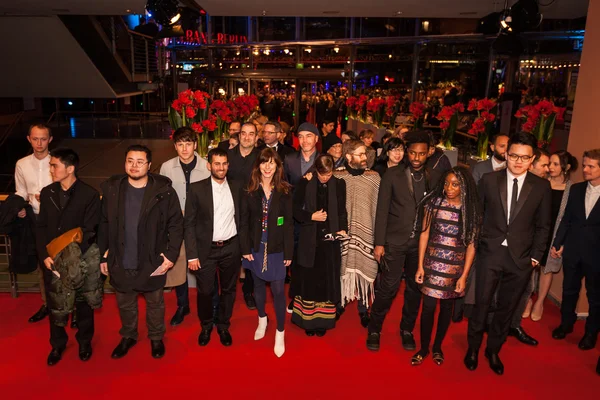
[146,0,180,26]
[333,47,339,53]
[284,48,289,54]
[305,48,312,53]
[68,101,73,106]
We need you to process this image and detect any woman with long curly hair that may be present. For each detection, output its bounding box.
[412,166,482,366]
[240,148,293,357]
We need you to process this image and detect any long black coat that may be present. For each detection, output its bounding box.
[293,177,348,269]
[98,174,183,292]
[240,188,294,260]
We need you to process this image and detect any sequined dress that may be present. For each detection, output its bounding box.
[421,199,466,300]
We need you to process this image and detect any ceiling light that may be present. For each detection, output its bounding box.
[146,0,179,26]
[334,47,339,53]
[170,13,181,24]
[236,51,240,56]
[126,9,131,13]
[396,11,403,15]
[388,54,392,59]
[305,48,312,53]
[253,49,259,55]
[284,48,289,54]
[262,10,267,16]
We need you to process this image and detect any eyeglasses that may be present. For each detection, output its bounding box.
[389,148,404,154]
[127,160,149,167]
[351,152,367,158]
[263,131,278,135]
[507,153,533,162]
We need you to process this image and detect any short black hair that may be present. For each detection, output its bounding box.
[208,148,228,163]
[491,132,510,145]
[28,123,52,137]
[50,148,79,171]
[264,120,282,133]
[532,147,550,166]
[126,144,152,163]
[341,130,358,140]
[172,126,197,143]
[404,130,431,149]
[508,132,537,153]
[322,119,335,126]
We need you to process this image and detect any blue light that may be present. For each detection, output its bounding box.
[90,100,94,104]
[69,117,76,138]
[147,13,152,17]
[68,101,73,106]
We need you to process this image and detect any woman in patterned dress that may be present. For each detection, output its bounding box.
[413,166,481,365]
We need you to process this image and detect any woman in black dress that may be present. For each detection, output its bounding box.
[240,148,294,357]
[290,155,348,336]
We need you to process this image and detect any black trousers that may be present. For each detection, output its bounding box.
[115,288,165,341]
[368,239,420,334]
[191,237,240,330]
[467,247,533,353]
[420,295,454,352]
[561,259,600,335]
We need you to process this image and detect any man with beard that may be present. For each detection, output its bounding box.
[367,130,442,351]
[227,122,260,310]
[471,133,510,185]
[284,122,319,186]
[334,139,380,327]
[184,148,242,347]
[99,145,183,359]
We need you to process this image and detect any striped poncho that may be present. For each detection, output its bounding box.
[334,168,380,307]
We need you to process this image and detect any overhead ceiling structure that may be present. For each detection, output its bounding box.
[199,0,589,19]
[0,0,147,15]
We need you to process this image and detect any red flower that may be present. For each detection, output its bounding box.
[468,118,486,136]
[202,115,218,132]
[346,96,357,108]
[535,100,554,117]
[481,111,496,123]
[436,106,454,122]
[522,119,537,133]
[515,109,524,118]
[171,99,183,113]
[178,91,193,106]
[440,121,450,131]
[553,106,566,121]
[452,103,465,113]
[190,122,202,133]
[409,102,426,119]
[185,107,196,119]
[193,91,210,109]
[477,98,496,112]
[467,98,478,111]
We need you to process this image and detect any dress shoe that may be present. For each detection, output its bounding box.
[70,310,78,329]
[198,328,212,346]
[464,348,478,371]
[552,325,573,340]
[305,330,316,337]
[315,329,326,337]
[244,295,257,310]
[151,340,165,359]
[400,330,416,351]
[366,332,380,351]
[410,349,429,366]
[578,332,597,350]
[286,300,294,314]
[29,305,49,323]
[218,329,233,346]
[484,350,504,375]
[335,305,345,321]
[509,326,539,346]
[432,351,444,366]
[79,343,92,361]
[359,312,370,328]
[111,338,137,359]
[274,330,285,358]
[170,306,190,326]
[254,316,268,340]
[47,347,65,366]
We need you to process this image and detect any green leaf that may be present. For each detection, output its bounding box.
[168,107,182,130]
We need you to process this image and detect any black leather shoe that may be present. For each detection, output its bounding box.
[305,330,316,337]
[111,338,137,359]
[484,350,504,375]
[170,306,190,326]
[335,305,345,321]
[509,326,539,346]
[400,330,416,351]
[29,305,49,323]
[151,340,165,359]
[244,295,257,310]
[47,347,65,366]
[464,348,479,371]
[552,325,573,340]
[366,332,380,351]
[596,356,600,376]
[578,332,598,350]
[70,309,78,329]
[359,312,370,328]
[218,329,233,346]
[198,328,212,346]
[79,343,92,361]
[315,329,326,337]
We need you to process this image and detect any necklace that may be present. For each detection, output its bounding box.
[410,172,424,182]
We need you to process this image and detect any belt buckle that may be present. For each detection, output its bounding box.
[215,240,224,247]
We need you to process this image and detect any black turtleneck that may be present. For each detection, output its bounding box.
[180,156,197,193]
[346,162,365,176]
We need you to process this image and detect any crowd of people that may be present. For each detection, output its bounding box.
[8,120,600,377]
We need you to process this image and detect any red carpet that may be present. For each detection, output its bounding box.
[0,285,597,399]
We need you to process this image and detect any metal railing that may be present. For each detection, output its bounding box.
[0,112,24,149]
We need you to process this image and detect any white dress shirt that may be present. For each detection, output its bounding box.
[211,177,237,241]
[491,157,506,171]
[585,182,600,218]
[14,153,52,214]
[502,169,527,246]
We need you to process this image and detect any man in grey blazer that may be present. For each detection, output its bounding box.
[160,127,210,326]
[471,133,510,185]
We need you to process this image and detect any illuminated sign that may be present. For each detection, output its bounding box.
[183,64,193,71]
[175,30,248,45]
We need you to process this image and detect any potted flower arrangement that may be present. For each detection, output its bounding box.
[233,94,260,121]
[467,98,497,160]
[409,102,426,130]
[356,95,369,122]
[515,99,566,149]
[367,97,386,128]
[169,89,211,157]
[345,96,358,119]
[386,95,400,127]
[435,103,465,167]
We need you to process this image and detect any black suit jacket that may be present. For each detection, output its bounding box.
[258,143,295,162]
[37,180,101,262]
[478,170,551,269]
[240,188,294,260]
[183,177,242,265]
[374,165,442,247]
[284,151,316,187]
[553,182,600,266]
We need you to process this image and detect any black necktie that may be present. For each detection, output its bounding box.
[509,178,518,222]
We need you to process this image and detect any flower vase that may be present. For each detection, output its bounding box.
[476,133,489,160]
[198,131,210,158]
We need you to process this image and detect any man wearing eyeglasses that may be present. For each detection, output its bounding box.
[260,120,294,162]
[98,145,183,360]
[465,132,551,375]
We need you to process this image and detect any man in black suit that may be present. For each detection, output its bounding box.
[465,132,551,375]
[261,120,294,162]
[367,130,442,351]
[284,122,319,187]
[471,133,510,185]
[184,148,242,347]
[551,148,600,351]
[37,148,101,366]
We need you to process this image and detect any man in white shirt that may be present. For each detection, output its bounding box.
[14,123,53,323]
[184,148,242,347]
[551,148,600,351]
[159,127,210,326]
